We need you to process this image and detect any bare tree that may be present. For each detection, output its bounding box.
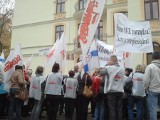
[0,0,14,58]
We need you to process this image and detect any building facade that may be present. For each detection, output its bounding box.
[11,0,160,74]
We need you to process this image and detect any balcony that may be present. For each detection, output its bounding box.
[73,2,86,19]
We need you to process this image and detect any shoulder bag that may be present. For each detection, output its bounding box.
[83,74,93,97]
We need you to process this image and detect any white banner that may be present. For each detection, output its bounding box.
[84,40,100,74]
[96,40,132,68]
[78,0,106,68]
[96,40,113,67]
[45,33,66,69]
[114,13,153,53]
[3,44,23,92]
[24,54,33,72]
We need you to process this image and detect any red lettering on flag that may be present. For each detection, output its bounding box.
[4,55,21,72]
[79,0,99,44]
[48,49,55,59]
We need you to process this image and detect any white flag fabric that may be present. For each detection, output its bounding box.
[45,38,59,67]
[0,51,5,64]
[78,0,106,71]
[3,44,23,92]
[54,33,66,69]
[123,52,133,68]
[24,54,33,72]
[83,40,100,74]
[45,33,66,69]
[114,13,153,53]
[96,40,131,68]
[96,40,113,67]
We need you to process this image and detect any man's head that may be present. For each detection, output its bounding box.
[15,65,23,71]
[152,52,160,60]
[107,55,118,65]
[74,65,79,72]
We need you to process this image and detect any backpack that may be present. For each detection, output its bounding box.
[124,74,134,94]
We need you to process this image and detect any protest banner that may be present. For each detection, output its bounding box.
[84,40,100,74]
[45,38,59,67]
[45,33,66,70]
[96,40,113,67]
[78,0,106,72]
[96,40,132,68]
[24,54,33,72]
[114,13,153,53]
[3,44,23,92]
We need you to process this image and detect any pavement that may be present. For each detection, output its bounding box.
[0,111,94,120]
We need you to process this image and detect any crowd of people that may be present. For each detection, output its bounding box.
[0,52,160,120]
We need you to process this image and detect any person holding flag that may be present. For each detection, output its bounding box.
[100,55,125,120]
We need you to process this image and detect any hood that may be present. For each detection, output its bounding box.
[152,60,160,68]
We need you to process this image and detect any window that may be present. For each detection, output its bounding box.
[79,0,86,10]
[145,0,159,20]
[55,25,64,41]
[94,20,103,40]
[56,0,65,13]
[147,42,160,64]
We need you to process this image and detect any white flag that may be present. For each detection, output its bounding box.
[84,40,100,74]
[24,54,33,72]
[78,0,106,71]
[45,38,59,67]
[45,33,66,69]
[3,44,23,92]
[54,33,66,69]
[114,13,153,53]
[0,51,5,64]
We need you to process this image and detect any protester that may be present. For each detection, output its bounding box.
[123,68,133,119]
[64,70,78,120]
[0,63,7,119]
[92,70,104,120]
[45,63,63,120]
[22,65,30,117]
[100,55,125,120]
[90,71,98,117]
[144,52,160,120]
[73,65,80,79]
[8,65,26,120]
[76,72,92,120]
[27,69,34,113]
[30,66,45,120]
[127,65,145,120]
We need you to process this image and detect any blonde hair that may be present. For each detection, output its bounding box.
[135,64,144,72]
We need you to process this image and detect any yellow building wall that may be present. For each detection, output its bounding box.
[11,0,160,74]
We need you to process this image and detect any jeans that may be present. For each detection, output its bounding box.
[30,99,43,120]
[65,98,75,120]
[128,95,143,120]
[107,92,123,120]
[94,99,104,120]
[147,91,160,120]
[8,94,23,120]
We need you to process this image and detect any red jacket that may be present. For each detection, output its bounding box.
[92,76,102,95]
[24,71,29,81]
